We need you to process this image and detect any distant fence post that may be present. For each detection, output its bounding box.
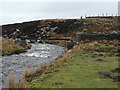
[81,16,83,20]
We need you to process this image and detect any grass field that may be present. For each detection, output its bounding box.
[27,41,119,88]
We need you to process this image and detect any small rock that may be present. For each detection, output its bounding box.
[111,68,120,73]
[115,53,120,57]
[98,54,104,56]
[107,53,113,57]
[112,76,120,82]
[52,82,63,85]
[12,61,18,64]
[95,59,105,62]
[91,55,96,58]
[98,72,112,78]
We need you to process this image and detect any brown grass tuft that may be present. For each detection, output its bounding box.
[15,79,27,88]
[39,64,46,72]
[7,72,15,88]
[22,67,35,79]
[1,37,25,56]
[7,71,27,89]
[35,64,46,74]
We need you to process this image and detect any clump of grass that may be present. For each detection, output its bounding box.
[61,52,69,62]
[7,72,15,88]
[52,60,61,68]
[36,64,47,74]
[1,37,25,56]
[36,65,43,74]
[16,79,27,88]
[1,37,31,56]
[22,67,36,79]
[7,71,27,89]
[22,64,47,82]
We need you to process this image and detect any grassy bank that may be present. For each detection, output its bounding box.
[27,40,119,88]
[4,17,119,88]
[1,37,31,56]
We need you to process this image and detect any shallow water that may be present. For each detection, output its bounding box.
[1,44,64,88]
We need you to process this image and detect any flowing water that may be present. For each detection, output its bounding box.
[0,43,64,88]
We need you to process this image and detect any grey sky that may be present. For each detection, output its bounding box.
[1,0,119,2]
[0,1,119,25]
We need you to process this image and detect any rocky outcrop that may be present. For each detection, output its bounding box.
[76,31,120,41]
[1,17,119,46]
[2,19,84,41]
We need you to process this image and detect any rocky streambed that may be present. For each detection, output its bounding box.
[0,43,64,88]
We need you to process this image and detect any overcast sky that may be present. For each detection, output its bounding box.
[0,0,119,25]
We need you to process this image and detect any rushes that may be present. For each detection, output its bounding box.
[22,67,35,79]
[7,72,27,88]
[7,72,15,88]
[15,79,27,88]
[22,64,47,80]
[36,64,46,73]
[1,37,25,56]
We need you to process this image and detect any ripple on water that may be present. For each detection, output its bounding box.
[2,43,64,88]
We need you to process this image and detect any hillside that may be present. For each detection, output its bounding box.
[2,16,120,88]
[2,17,119,38]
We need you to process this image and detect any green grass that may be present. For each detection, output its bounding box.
[98,43,116,48]
[28,49,119,88]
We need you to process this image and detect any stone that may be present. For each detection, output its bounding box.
[98,72,112,78]
[12,61,18,64]
[98,54,104,57]
[95,59,105,62]
[66,40,75,50]
[111,68,120,73]
[52,82,63,85]
[112,76,120,82]
[30,39,36,43]
[115,53,120,57]
[107,53,113,57]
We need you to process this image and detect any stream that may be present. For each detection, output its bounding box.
[0,43,64,88]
